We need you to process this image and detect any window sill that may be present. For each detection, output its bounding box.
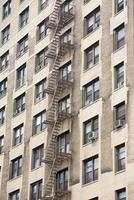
[32,128,47,137]
[84,62,99,73]
[12,142,23,149]
[15,83,26,91]
[13,110,25,118]
[83,138,98,148]
[36,34,48,45]
[18,23,29,32]
[35,64,48,74]
[82,179,98,187]
[83,26,100,40]
[16,49,29,60]
[34,96,46,104]
[115,169,125,175]
[0,152,4,156]
[0,93,7,100]
[82,99,100,110]
[113,45,125,54]
[113,123,126,132]
[0,66,8,74]
[9,175,22,182]
[113,8,124,17]
[31,165,43,172]
[114,84,124,92]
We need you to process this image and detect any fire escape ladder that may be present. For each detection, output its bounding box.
[43,0,74,199]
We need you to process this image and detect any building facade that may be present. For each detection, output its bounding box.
[0,0,133,199]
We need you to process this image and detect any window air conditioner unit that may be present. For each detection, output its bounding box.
[115,119,124,129]
[88,131,98,142]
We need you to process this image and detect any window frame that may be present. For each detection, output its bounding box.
[10,156,22,179]
[19,7,29,29]
[115,62,124,89]
[14,93,25,116]
[85,7,100,35]
[33,110,46,135]
[115,144,125,172]
[37,18,49,41]
[35,79,46,103]
[17,35,28,58]
[35,47,48,72]
[116,188,126,200]
[3,0,11,19]
[59,61,72,81]
[83,155,99,184]
[1,25,10,45]
[57,131,71,154]
[84,78,100,106]
[83,116,98,144]
[85,42,99,70]
[0,51,9,72]
[115,0,124,14]
[114,24,125,51]
[9,189,20,200]
[56,168,69,193]
[0,135,4,154]
[16,64,26,89]
[13,124,24,147]
[31,179,42,200]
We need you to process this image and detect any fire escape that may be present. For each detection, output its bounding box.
[43,0,74,199]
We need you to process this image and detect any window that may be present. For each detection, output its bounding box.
[84,116,98,144]
[35,79,46,102]
[3,0,11,19]
[0,78,7,98]
[35,48,48,72]
[32,145,44,169]
[13,124,24,147]
[85,42,99,69]
[58,131,71,154]
[39,0,48,11]
[115,144,125,172]
[116,188,126,200]
[0,51,9,71]
[10,156,22,179]
[115,0,124,14]
[59,96,71,113]
[62,0,73,14]
[1,25,10,45]
[84,156,98,184]
[115,102,126,128]
[59,61,72,81]
[0,136,4,154]
[115,62,124,89]
[56,169,68,193]
[33,111,46,135]
[31,180,42,200]
[0,107,5,125]
[85,7,100,35]
[19,7,29,29]
[14,94,25,116]
[60,29,72,45]
[37,18,49,41]
[16,64,26,89]
[84,79,99,106]
[9,190,20,200]
[114,24,125,50]
[17,35,28,58]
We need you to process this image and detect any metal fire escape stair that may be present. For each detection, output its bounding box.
[43,0,74,199]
